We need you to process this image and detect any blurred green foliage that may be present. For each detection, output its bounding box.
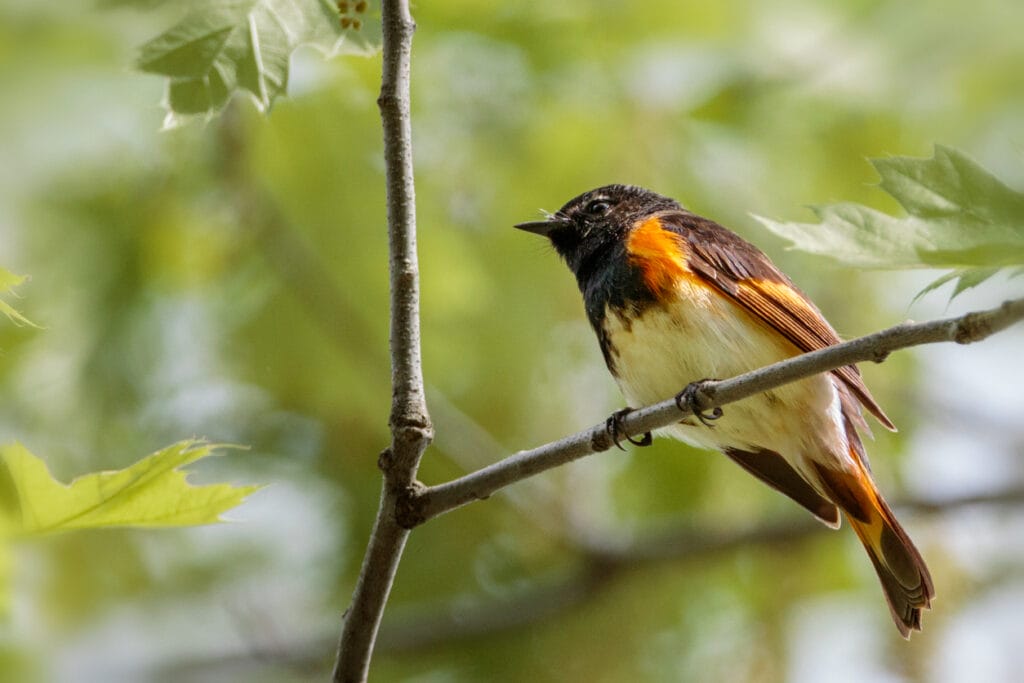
[1,0,1023,681]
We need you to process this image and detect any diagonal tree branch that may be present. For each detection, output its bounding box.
[333,1,430,681]
[403,298,1024,527]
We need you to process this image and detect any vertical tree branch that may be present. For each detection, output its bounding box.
[332,484,413,683]
[379,1,431,482]
[333,1,431,681]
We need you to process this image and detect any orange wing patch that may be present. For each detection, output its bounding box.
[735,278,841,355]
[626,216,693,298]
[734,278,896,431]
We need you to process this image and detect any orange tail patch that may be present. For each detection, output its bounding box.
[811,458,934,638]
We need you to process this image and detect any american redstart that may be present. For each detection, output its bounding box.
[515,184,933,637]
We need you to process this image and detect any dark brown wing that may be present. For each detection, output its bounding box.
[724,447,840,527]
[658,211,895,431]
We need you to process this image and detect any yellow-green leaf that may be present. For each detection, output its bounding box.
[0,268,36,328]
[0,441,260,537]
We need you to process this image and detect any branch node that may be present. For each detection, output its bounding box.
[377,447,394,472]
[389,414,434,447]
[872,349,891,363]
[395,423,434,442]
[394,481,428,529]
[953,311,993,344]
[591,428,613,453]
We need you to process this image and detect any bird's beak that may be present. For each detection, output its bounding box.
[514,216,571,237]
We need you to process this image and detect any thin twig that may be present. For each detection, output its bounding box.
[333,1,429,681]
[404,298,1024,527]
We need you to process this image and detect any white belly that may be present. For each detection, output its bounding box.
[601,282,851,472]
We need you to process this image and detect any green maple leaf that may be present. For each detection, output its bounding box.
[136,0,381,125]
[754,146,1024,300]
[0,440,260,537]
[0,268,36,328]
[0,441,259,614]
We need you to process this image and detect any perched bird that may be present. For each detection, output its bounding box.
[515,184,933,637]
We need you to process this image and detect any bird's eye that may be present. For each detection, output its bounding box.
[584,199,612,216]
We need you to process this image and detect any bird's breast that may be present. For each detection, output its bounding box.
[601,278,789,403]
[598,278,840,454]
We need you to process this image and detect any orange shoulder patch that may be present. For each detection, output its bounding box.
[626,215,691,298]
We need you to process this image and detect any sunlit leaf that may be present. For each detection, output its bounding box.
[0,268,36,328]
[949,267,1001,299]
[912,267,1002,304]
[136,0,381,126]
[754,146,1024,299]
[0,441,260,537]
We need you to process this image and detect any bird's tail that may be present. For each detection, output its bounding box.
[812,459,934,637]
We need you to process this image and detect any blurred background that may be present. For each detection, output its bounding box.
[2,0,1024,681]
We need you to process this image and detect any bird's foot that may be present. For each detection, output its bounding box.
[675,380,723,427]
[605,407,653,450]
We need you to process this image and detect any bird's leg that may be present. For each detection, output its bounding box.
[605,408,653,450]
[675,380,723,427]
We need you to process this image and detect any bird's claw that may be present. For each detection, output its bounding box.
[605,408,653,450]
[675,380,723,427]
